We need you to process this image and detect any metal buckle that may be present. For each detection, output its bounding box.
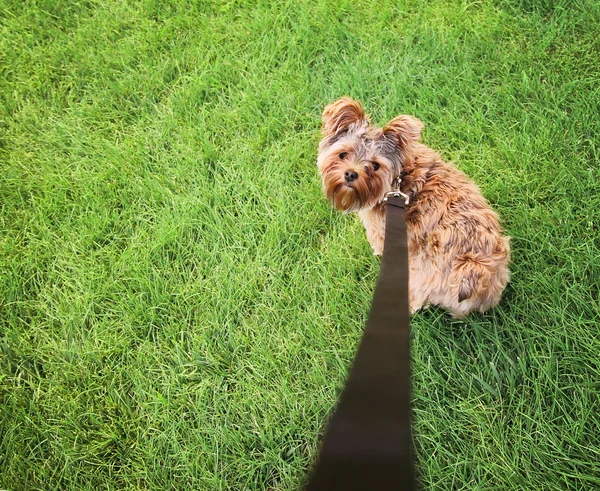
[383,176,409,205]
[383,190,409,205]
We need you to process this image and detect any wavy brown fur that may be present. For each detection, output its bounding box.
[317,97,510,317]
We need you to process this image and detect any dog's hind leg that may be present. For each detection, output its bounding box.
[445,252,506,316]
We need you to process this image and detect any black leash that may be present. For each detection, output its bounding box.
[306,191,414,490]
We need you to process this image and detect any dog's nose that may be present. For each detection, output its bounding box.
[344,170,359,183]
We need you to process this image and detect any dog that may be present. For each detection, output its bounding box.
[317,97,510,317]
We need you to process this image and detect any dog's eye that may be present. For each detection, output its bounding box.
[372,161,380,171]
[339,152,348,159]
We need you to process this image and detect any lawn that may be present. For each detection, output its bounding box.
[1,0,600,489]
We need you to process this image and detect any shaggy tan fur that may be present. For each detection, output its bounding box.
[317,97,510,317]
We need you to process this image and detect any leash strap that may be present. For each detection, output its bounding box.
[306,195,414,490]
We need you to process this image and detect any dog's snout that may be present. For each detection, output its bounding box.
[344,170,359,183]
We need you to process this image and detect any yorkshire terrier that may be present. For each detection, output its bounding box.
[317,97,510,317]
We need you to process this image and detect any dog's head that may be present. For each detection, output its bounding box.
[317,97,423,212]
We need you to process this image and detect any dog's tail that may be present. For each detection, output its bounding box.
[450,238,510,311]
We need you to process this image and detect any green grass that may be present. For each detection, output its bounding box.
[1,0,600,489]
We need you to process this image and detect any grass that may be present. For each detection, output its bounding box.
[1,0,600,488]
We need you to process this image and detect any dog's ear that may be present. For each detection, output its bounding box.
[383,115,424,147]
[321,97,368,138]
